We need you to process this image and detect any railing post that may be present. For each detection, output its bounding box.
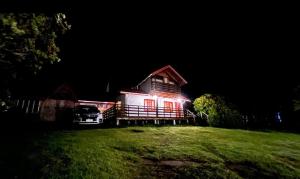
[127,105,129,117]
[156,98,158,117]
[147,106,148,117]
[138,106,139,117]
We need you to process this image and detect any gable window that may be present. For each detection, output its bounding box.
[144,99,155,111]
[163,77,168,83]
[152,76,163,83]
[164,101,173,112]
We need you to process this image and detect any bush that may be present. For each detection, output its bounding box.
[193,94,243,128]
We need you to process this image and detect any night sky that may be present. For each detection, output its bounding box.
[6,4,299,113]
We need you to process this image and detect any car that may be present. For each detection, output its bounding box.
[73,105,103,125]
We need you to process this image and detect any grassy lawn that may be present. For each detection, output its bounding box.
[0,126,300,178]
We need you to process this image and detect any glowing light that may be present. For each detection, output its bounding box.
[153,95,158,99]
[176,98,184,103]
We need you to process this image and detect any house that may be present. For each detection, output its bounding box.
[104,65,195,125]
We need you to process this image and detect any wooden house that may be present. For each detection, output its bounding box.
[104,65,195,125]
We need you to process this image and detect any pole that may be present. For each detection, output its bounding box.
[156,97,158,117]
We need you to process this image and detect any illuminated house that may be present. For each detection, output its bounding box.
[104,65,195,125]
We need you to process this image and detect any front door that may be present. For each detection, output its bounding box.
[175,102,182,117]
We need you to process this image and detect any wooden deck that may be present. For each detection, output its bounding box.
[103,105,195,125]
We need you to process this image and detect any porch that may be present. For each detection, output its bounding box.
[103,105,196,126]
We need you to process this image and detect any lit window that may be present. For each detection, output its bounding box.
[164,101,173,112]
[144,99,155,111]
[152,77,163,83]
[164,77,168,83]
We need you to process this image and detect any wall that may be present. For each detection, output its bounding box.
[140,78,151,93]
[124,93,183,117]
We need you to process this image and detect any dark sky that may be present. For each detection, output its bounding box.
[8,4,299,113]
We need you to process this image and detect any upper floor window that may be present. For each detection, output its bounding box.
[163,77,168,83]
[164,101,173,112]
[152,77,163,83]
[144,99,156,111]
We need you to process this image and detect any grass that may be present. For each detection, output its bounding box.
[0,126,300,178]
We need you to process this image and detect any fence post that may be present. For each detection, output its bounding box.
[127,105,129,117]
[31,100,36,113]
[25,100,30,114]
[37,100,42,113]
[21,100,25,110]
[16,99,19,107]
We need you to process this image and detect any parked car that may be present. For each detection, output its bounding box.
[73,105,103,125]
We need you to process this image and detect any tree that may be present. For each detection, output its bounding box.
[0,13,70,75]
[0,13,71,107]
[193,94,242,128]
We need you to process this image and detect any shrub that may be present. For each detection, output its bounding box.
[193,94,243,128]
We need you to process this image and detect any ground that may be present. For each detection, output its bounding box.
[0,126,299,178]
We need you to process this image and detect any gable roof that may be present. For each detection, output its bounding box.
[137,65,188,87]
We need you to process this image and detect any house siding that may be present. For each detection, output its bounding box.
[140,78,151,93]
[123,93,183,118]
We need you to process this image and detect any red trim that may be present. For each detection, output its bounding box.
[137,65,188,87]
[144,99,156,112]
[164,101,173,112]
[175,102,182,117]
[151,65,188,85]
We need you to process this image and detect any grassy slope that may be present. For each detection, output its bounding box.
[1,127,300,178]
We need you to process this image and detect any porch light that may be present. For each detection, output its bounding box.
[153,95,158,99]
[177,98,184,103]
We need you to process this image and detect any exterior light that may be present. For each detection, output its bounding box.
[153,95,157,99]
[177,98,184,103]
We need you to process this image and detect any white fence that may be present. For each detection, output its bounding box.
[13,98,43,114]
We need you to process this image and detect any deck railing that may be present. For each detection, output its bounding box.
[151,81,181,93]
[103,104,194,119]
